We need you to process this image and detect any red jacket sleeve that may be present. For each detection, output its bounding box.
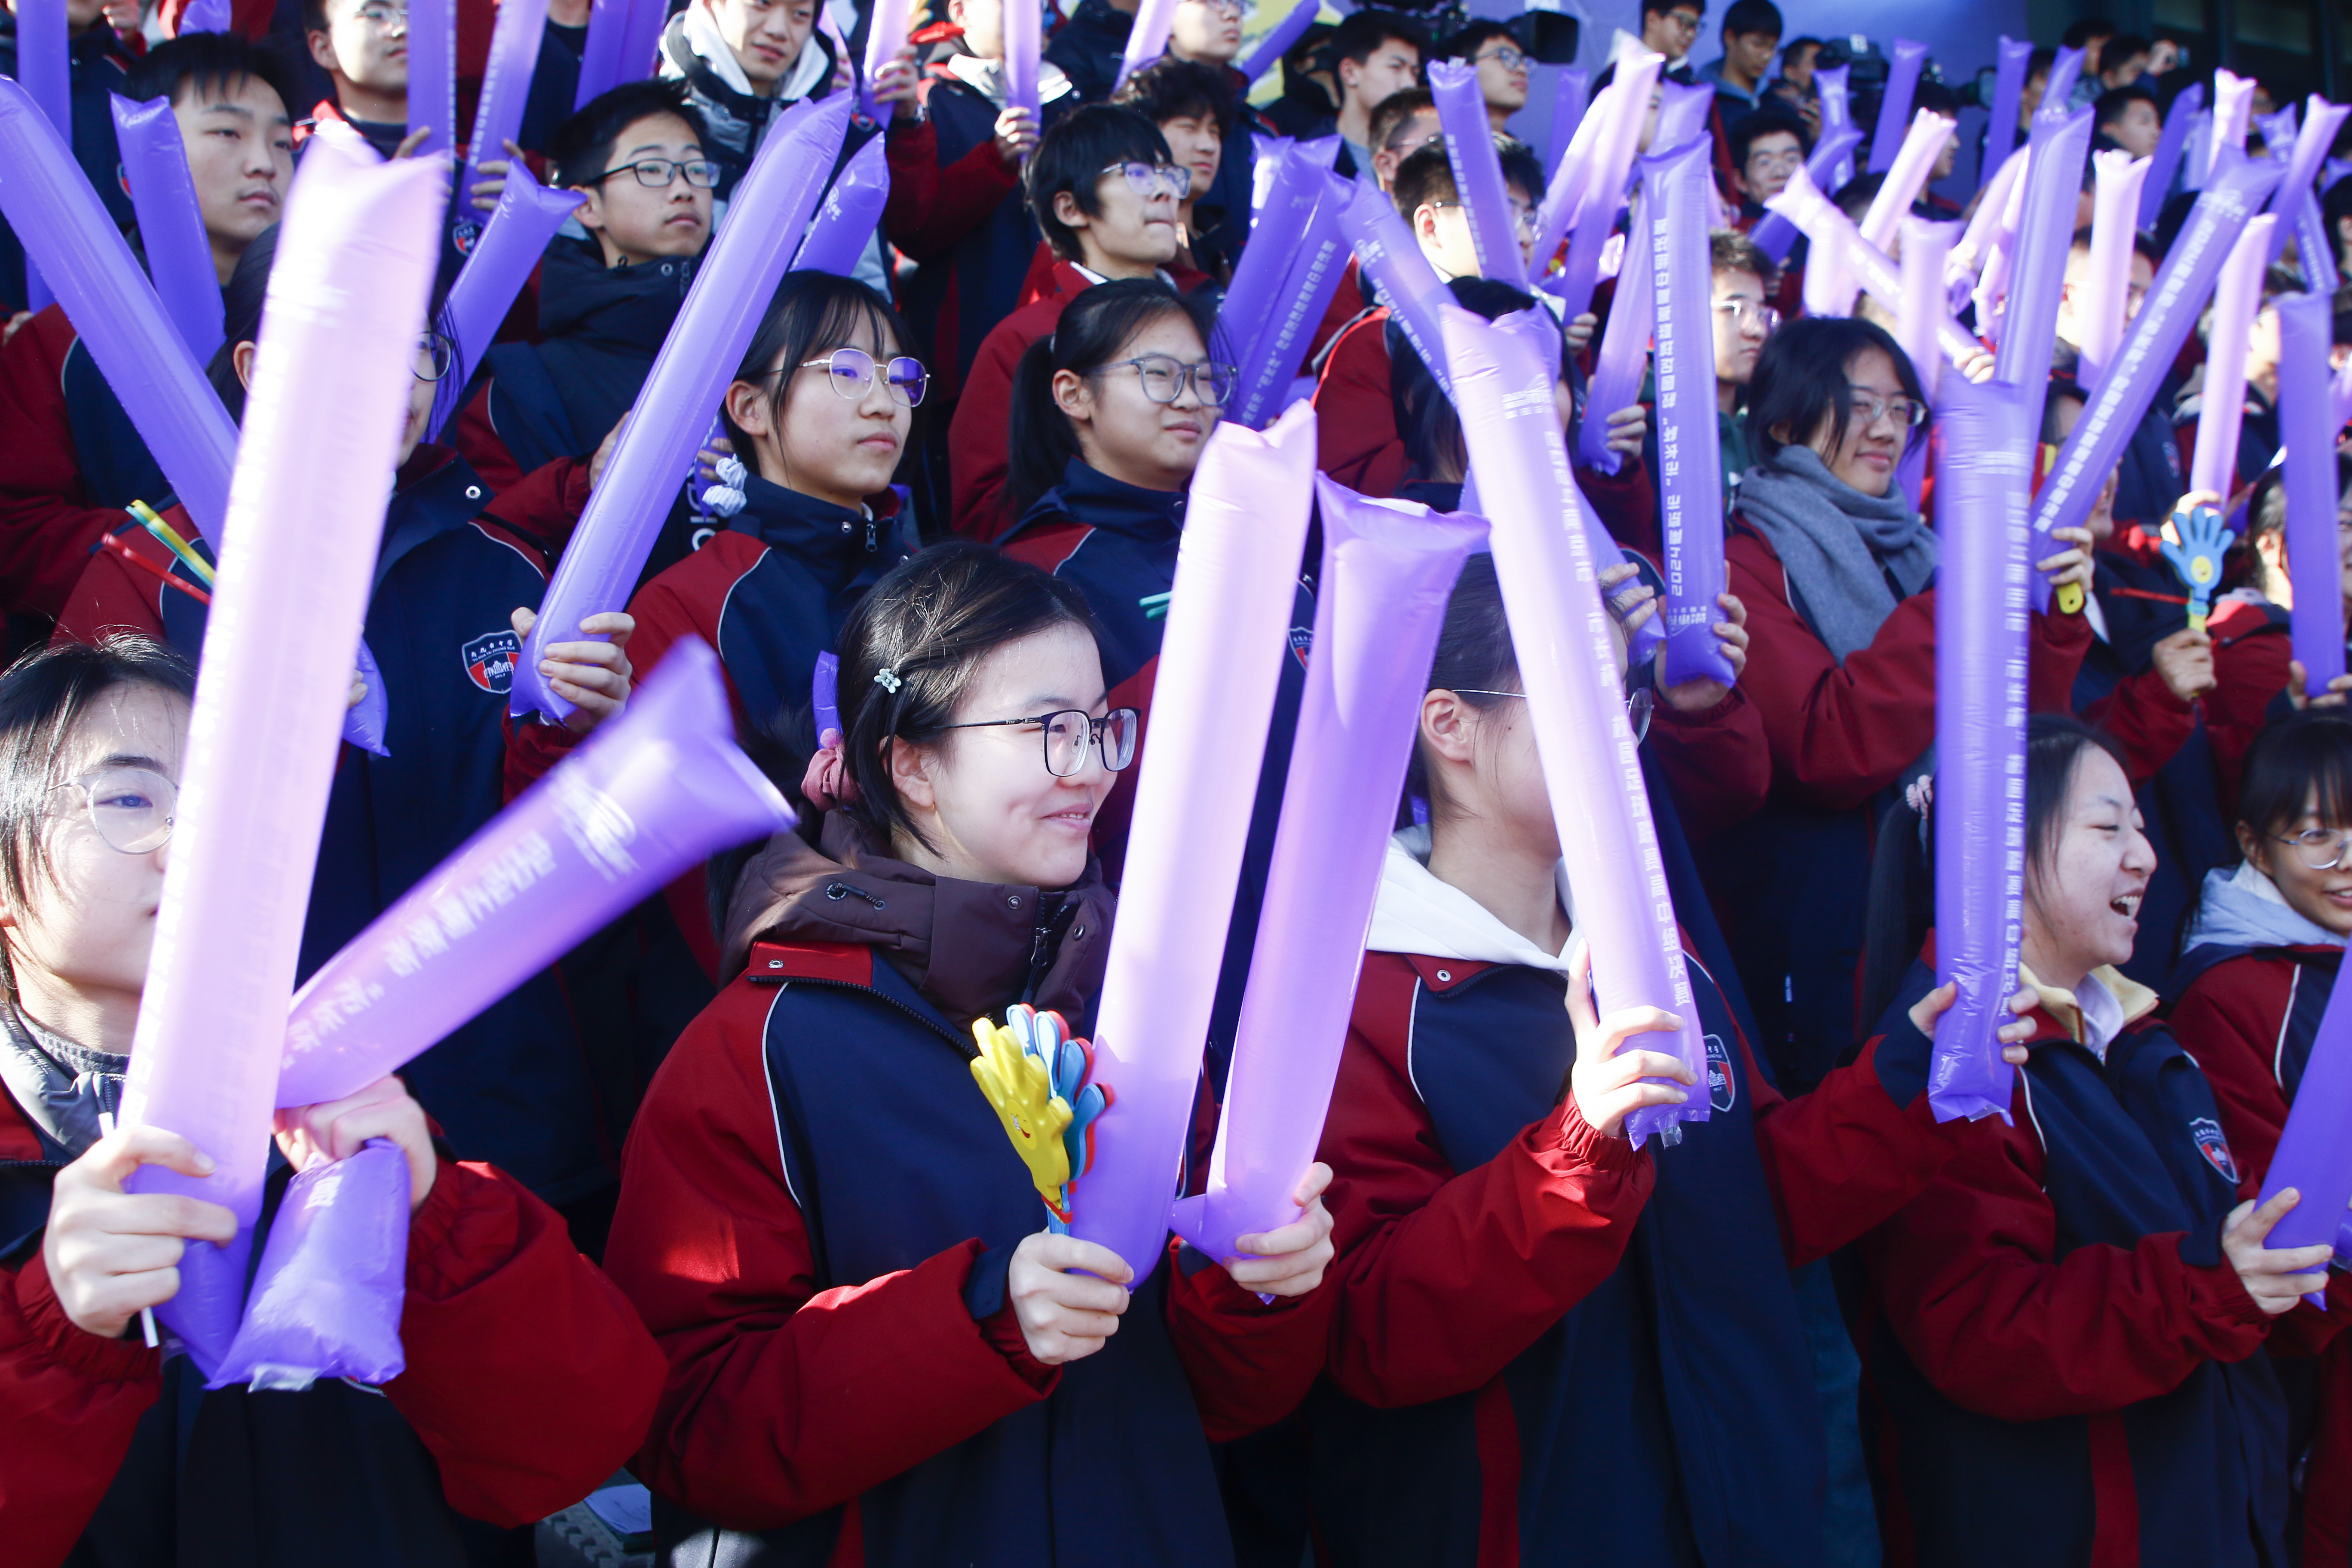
[948,308,1049,541]
[2204,623,2291,815]
[0,1249,163,1568]
[2079,664,2196,787]
[449,380,529,498]
[49,525,175,647]
[601,979,1057,1530]
[383,1159,668,1528]
[480,455,590,560]
[1312,312,1408,499]
[1578,453,1658,556]
[1163,1240,1338,1441]
[1859,1094,2273,1422]
[0,309,130,622]
[884,116,1022,263]
[1647,686,1770,839]
[1313,959,1654,1409]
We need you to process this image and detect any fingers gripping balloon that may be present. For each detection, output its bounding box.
[2159,502,2232,634]
[970,1005,1110,1229]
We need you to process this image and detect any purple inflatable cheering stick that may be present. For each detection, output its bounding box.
[278,639,793,1107]
[1340,177,1455,401]
[2189,217,2280,504]
[2255,958,2352,1310]
[1443,304,1710,1145]
[14,0,69,312]
[2027,156,2288,609]
[1225,163,1352,430]
[1648,138,1734,690]
[1866,38,1928,175]
[1548,67,1590,174]
[1929,375,2035,1123]
[793,135,891,276]
[117,149,448,1379]
[2268,99,2352,266]
[1430,60,1527,289]
[1980,37,2032,191]
[2280,291,2348,699]
[514,93,851,724]
[1004,0,1041,119]
[1172,480,1484,1262]
[1069,402,1320,1287]
[111,93,227,364]
[2140,83,2203,230]
[461,0,550,230]
[1551,49,1660,322]
[1749,124,1864,268]
[1994,107,2092,461]
[1238,0,1317,84]
[406,0,456,159]
[1575,190,1650,474]
[434,160,585,438]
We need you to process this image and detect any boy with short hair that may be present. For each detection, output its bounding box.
[302,0,410,153]
[1115,56,1241,275]
[1697,0,1779,126]
[1709,228,1774,493]
[2095,83,2161,158]
[1327,9,1425,178]
[1440,18,1527,133]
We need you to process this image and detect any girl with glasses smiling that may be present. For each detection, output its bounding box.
[603,543,1337,1566]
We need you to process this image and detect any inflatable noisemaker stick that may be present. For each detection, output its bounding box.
[1649,139,1733,689]
[406,0,456,159]
[1980,37,2032,190]
[1547,67,1591,172]
[2209,69,2255,181]
[2188,215,2280,504]
[1070,401,1319,1287]
[2254,965,2352,1309]
[616,0,669,89]
[1749,124,1864,269]
[276,639,794,1106]
[1442,304,1709,1145]
[2038,46,2084,119]
[1895,218,1954,512]
[0,80,238,539]
[1929,374,2034,1124]
[208,1139,411,1390]
[1816,62,1853,186]
[2141,81,2203,229]
[1004,0,1041,121]
[972,1005,1109,1233]
[2027,156,2288,609]
[1239,0,1318,84]
[1866,38,1929,174]
[1552,48,1661,322]
[1653,80,1712,157]
[1113,0,1178,91]
[1994,107,2092,459]
[2298,194,2340,294]
[1574,191,1649,473]
[861,0,914,119]
[1227,172,1351,430]
[432,160,585,438]
[460,0,550,225]
[1430,59,1528,289]
[1340,177,1455,400]
[1764,165,1985,370]
[793,135,891,276]
[15,0,69,311]
[1530,83,1608,276]
[2267,99,2352,264]
[115,147,446,1378]
[514,93,850,723]
[2279,291,2346,698]
[111,94,227,364]
[573,0,629,107]
[1172,480,1483,1261]
[1847,109,1957,319]
[1951,145,2026,306]
[2076,150,2153,392]
[1220,145,1334,423]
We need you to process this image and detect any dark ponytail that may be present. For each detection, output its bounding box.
[1006,277,1225,516]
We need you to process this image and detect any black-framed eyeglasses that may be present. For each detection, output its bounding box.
[582,156,722,190]
[940,707,1141,777]
[1101,160,1191,200]
[1426,198,1539,239]
[1472,43,1529,71]
[1096,353,1236,407]
[1450,688,1654,746]
[788,346,930,407]
[2274,827,2352,872]
[1847,386,1928,429]
[415,331,455,383]
[52,767,176,854]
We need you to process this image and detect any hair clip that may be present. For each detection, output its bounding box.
[873,667,903,695]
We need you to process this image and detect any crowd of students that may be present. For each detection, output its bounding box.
[1,0,2350,1562]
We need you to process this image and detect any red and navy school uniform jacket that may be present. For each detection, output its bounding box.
[1308,925,1977,1567]
[1861,957,2291,1568]
[2168,939,2352,1566]
[1709,517,2092,1089]
[884,64,1073,401]
[0,302,172,621]
[1041,0,1129,103]
[947,258,1088,540]
[999,457,1310,1085]
[54,447,624,1205]
[600,934,1326,1567]
[0,1053,665,1568]
[0,18,133,315]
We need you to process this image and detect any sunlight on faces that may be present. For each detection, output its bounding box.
[1736,127,1802,203]
[0,685,188,1019]
[175,74,295,270]
[1053,311,1220,490]
[2243,789,2352,939]
[2058,247,2154,344]
[1779,345,1910,496]
[1422,614,1629,858]
[1471,42,1528,114]
[948,0,1004,59]
[891,622,1114,890]
[1372,107,1441,190]
[309,0,409,95]
[1712,269,1768,387]
[1169,0,1242,64]
[1054,167,1182,273]
[1157,113,1223,209]
[2022,747,2155,988]
[1341,41,1421,116]
[575,113,712,267]
[704,0,816,93]
[725,318,913,511]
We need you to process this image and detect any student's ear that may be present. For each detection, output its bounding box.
[1766,420,1792,447]
[723,378,774,439]
[232,340,260,393]
[1418,689,1479,766]
[2236,820,2267,872]
[306,26,339,73]
[1050,367,1093,425]
[889,735,938,815]
[1052,188,1089,233]
[1413,202,1441,244]
[573,184,607,234]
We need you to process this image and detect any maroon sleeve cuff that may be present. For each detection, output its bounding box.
[1652,686,1748,728]
[977,1297,1060,1393]
[13,1250,163,1386]
[1554,1098,1647,1170]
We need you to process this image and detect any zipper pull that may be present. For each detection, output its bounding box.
[865,519,878,553]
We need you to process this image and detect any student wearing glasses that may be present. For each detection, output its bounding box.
[300,0,411,156]
[948,104,1207,541]
[452,82,720,583]
[1709,229,1777,496]
[602,542,1338,1566]
[1439,20,1528,133]
[0,636,665,1567]
[1710,316,2096,1093]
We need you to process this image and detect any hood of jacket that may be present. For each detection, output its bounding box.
[536,236,697,351]
[2185,858,2346,955]
[666,5,836,119]
[1365,827,1576,971]
[720,814,1115,1024]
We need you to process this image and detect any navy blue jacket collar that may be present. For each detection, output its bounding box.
[1013,458,1186,546]
[728,475,899,579]
[536,237,695,353]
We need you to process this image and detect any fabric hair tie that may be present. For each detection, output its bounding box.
[801,726,859,810]
[701,454,749,518]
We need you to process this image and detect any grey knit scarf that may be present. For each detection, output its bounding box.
[1737,445,1937,663]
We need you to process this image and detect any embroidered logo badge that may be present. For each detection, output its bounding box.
[1289,625,1314,671]
[461,630,518,695]
[1704,1034,1736,1112]
[2189,1116,2239,1184]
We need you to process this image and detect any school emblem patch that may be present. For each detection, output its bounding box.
[1289,625,1314,670]
[1704,1034,1736,1112]
[2189,1116,2239,1183]
[462,630,518,695]
[452,217,482,256]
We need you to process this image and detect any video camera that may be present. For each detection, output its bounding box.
[1305,0,1580,70]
